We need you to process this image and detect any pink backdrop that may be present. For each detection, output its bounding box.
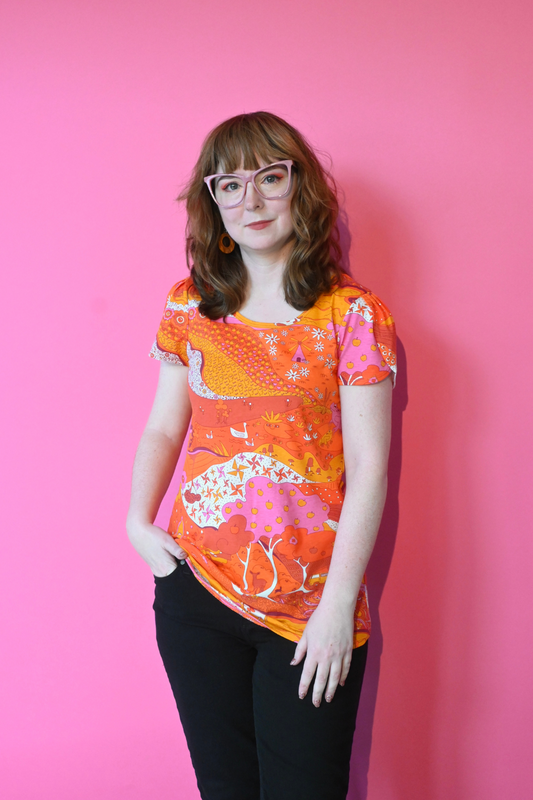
[2,1,532,798]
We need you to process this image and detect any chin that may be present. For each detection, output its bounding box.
[247,242,283,253]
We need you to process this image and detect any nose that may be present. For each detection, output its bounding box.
[243,178,263,210]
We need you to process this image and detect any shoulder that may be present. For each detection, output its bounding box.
[151,276,198,366]
[328,273,394,326]
[164,275,201,311]
[328,274,397,379]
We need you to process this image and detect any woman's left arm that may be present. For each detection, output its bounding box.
[292,375,393,706]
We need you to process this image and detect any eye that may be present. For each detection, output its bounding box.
[218,179,242,193]
[261,171,283,185]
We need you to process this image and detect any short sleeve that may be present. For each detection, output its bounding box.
[149,278,192,366]
[334,289,397,387]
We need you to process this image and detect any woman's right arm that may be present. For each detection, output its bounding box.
[126,361,192,577]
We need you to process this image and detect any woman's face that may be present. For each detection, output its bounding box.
[216,159,296,260]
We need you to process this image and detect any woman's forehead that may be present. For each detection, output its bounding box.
[216,157,274,175]
[214,144,281,174]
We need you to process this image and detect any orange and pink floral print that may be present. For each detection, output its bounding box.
[150,273,396,646]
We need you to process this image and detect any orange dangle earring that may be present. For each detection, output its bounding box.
[218,232,235,253]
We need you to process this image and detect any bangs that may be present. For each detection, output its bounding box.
[209,116,291,173]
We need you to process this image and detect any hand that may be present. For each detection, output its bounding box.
[127,521,188,577]
[291,598,354,707]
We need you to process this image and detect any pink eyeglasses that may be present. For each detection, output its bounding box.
[204,160,294,209]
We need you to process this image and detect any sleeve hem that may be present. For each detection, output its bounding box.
[149,341,188,366]
[337,365,395,388]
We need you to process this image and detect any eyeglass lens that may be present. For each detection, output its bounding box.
[212,164,290,207]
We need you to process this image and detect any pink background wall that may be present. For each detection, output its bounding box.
[2,1,532,798]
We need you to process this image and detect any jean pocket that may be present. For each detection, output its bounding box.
[153,559,189,583]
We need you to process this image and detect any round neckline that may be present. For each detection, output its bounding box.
[233,310,301,328]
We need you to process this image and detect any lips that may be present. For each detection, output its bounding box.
[246,220,274,230]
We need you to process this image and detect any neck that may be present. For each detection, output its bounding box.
[235,237,303,320]
[239,237,294,298]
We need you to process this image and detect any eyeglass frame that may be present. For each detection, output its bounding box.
[203,160,294,209]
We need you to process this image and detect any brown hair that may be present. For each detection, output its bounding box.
[177,111,346,319]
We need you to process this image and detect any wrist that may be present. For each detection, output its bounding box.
[320,583,359,615]
[126,514,155,537]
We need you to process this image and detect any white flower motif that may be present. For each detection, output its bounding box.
[281,330,289,337]
[314,341,324,352]
[269,346,277,356]
[287,414,295,421]
[286,368,301,381]
[258,332,264,337]
[303,434,312,441]
[325,356,336,370]
[318,392,324,399]
[305,326,311,331]
[265,333,279,345]
[312,328,326,339]
[327,334,334,341]
[317,355,324,361]
[300,367,309,378]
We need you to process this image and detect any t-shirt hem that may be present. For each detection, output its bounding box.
[186,553,370,649]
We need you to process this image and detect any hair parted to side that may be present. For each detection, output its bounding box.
[177,111,346,320]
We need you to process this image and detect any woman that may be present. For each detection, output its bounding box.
[127,111,396,800]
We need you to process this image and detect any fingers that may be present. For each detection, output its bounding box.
[298,655,318,701]
[311,662,331,707]
[291,634,307,666]
[129,522,189,575]
[298,653,352,707]
[152,529,187,573]
[339,653,352,688]
[160,542,187,574]
[160,529,187,560]
[323,662,343,704]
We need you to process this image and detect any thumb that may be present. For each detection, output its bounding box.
[291,631,308,666]
[169,540,188,560]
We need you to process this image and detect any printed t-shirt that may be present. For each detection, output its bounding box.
[150,273,397,647]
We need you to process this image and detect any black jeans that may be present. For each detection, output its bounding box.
[154,559,368,800]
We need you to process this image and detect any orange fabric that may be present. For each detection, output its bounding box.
[150,274,396,646]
